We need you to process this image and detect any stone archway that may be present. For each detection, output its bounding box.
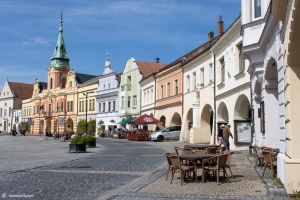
[217,102,229,122]
[46,119,51,133]
[171,112,182,125]
[234,95,251,120]
[184,108,193,141]
[160,116,166,127]
[66,118,73,132]
[200,104,214,135]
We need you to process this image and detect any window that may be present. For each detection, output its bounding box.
[128,96,131,108]
[121,96,124,107]
[160,85,164,99]
[254,0,261,18]
[103,103,105,112]
[113,101,116,111]
[79,101,82,112]
[50,78,53,89]
[48,104,51,115]
[174,80,178,95]
[151,90,153,102]
[103,85,106,90]
[69,81,72,88]
[260,101,265,133]
[147,91,150,103]
[209,63,213,82]
[200,68,204,85]
[144,92,146,105]
[99,103,101,112]
[0,108,2,117]
[237,43,244,73]
[89,99,92,111]
[67,101,73,111]
[92,99,95,111]
[167,82,170,97]
[193,72,196,89]
[108,83,110,89]
[61,78,66,88]
[133,96,137,107]
[220,57,225,83]
[108,102,111,111]
[186,75,190,91]
[9,107,11,117]
[127,76,131,84]
[4,109,7,117]
[60,102,63,111]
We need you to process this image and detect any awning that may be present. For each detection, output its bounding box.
[118,117,135,125]
[128,114,163,125]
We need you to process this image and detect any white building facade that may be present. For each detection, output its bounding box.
[96,56,120,133]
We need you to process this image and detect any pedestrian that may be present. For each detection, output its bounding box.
[218,124,225,146]
[54,130,59,139]
[223,124,233,150]
[45,127,49,140]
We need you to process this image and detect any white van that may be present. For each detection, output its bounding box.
[148,125,181,142]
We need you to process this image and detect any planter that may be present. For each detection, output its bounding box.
[69,144,86,153]
[86,141,96,148]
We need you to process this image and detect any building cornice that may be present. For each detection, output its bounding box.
[216,82,250,100]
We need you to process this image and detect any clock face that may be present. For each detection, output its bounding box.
[50,68,53,73]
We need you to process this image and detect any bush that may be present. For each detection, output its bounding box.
[68,131,74,138]
[69,134,96,145]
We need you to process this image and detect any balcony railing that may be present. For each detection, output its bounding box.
[121,84,131,91]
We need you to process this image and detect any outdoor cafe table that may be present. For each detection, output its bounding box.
[184,144,219,150]
[179,154,217,183]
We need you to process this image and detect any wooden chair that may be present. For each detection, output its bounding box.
[169,155,197,186]
[223,150,234,178]
[174,147,193,155]
[261,150,277,179]
[253,145,264,169]
[202,154,230,184]
[165,152,174,181]
[205,147,218,154]
[218,146,226,153]
[194,150,206,154]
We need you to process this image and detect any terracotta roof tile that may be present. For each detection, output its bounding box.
[117,73,122,84]
[8,82,33,99]
[135,61,167,79]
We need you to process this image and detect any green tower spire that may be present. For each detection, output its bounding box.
[51,12,70,67]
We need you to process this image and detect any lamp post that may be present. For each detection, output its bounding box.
[82,91,94,134]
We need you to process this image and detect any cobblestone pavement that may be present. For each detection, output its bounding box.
[0,135,165,200]
[0,136,290,200]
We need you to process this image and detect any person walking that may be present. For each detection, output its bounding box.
[223,124,233,150]
[218,124,225,146]
[45,127,49,140]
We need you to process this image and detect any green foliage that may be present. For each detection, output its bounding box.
[69,134,96,145]
[78,119,87,134]
[89,119,96,134]
[23,122,28,132]
[273,177,283,187]
[68,131,74,138]
[290,190,300,199]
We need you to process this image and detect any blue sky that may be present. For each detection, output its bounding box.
[0,0,241,90]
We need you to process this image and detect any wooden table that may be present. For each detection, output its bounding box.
[184,144,219,150]
[179,154,217,183]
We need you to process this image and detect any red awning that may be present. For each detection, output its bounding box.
[128,114,163,125]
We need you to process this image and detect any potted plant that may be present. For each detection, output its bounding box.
[85,134,96,148]
[69,135,87,153]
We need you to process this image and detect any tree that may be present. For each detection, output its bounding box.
[88,119,96,134]
[78,119,87,134]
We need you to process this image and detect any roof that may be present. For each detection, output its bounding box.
[117,73,122,84]
[75,73,98,84]
[8,82,33,99]
[135,61,167,80]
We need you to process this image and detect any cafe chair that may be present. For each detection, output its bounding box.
[169,155,197,186]
[165,152,174,181]
[261,150,277,179]
[205,147,218,154]
[253,145,264,169]
[223,150,234,179]
[194,150,206,154]
[202,154,230,184]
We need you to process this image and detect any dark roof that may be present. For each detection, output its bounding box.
[39,82,47,92]
[135,61,167,79]
[117,73,122,84]
[75,73,98,84]
[8,82,33,99]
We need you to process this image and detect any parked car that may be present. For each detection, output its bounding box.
[148,125,181,142]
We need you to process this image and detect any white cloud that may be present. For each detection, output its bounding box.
[21,37,53,46]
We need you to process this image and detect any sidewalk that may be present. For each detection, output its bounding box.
[110,140,289,200]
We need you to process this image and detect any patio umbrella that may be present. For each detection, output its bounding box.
[128,114,163,125]
[118,117,135,125]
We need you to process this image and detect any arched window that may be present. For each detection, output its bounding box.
[61,78,66,88]
[50,78,53,89]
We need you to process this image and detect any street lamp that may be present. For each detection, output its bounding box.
[82,91,94,134]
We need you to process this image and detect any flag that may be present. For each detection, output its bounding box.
[39,105,44,110]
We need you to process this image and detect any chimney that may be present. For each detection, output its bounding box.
[218,15,224,35]
[208,31,214,41]
[155,58,160,63]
